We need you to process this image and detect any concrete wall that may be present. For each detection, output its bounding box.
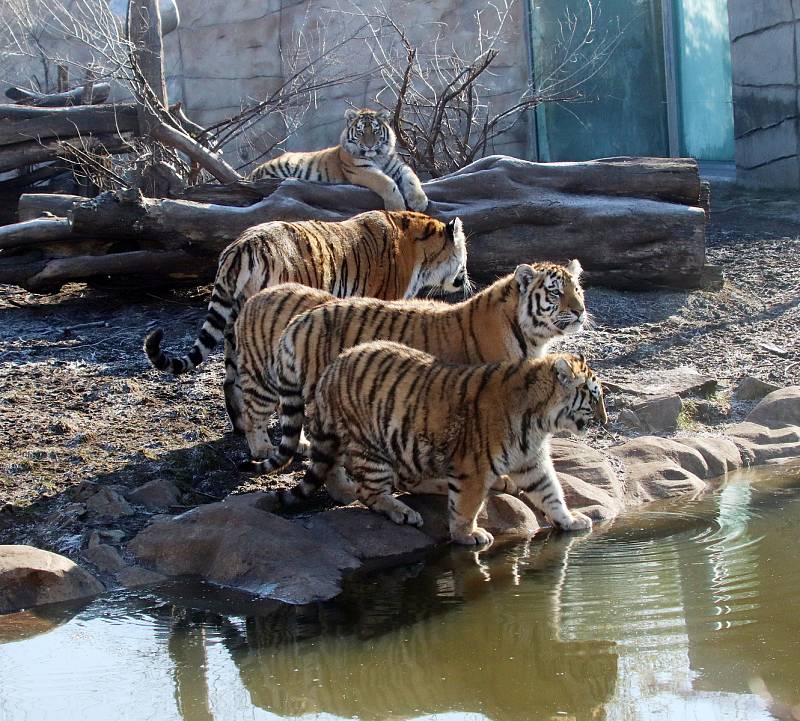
[162,0,532,175]
[727,0,800,188]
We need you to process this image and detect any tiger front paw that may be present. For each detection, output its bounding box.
[558,511,593,532]
[387,504,424,527]
[406,190,429,212]
[451,527,494,546]
[383,196,407,212]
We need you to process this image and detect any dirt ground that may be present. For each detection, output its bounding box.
[1,184,798,549]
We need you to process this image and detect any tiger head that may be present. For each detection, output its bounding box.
[547,354,607,435]
[514,260,586,342]
[342,108,396,159]
[392,212,470,299]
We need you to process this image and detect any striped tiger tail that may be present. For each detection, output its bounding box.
[143,287,232,375]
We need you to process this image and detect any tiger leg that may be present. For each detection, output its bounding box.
[239,363,278,460]
[353,460,423,527]
[223,330,246,434]
[395,162,429,212]
[447,475,494,546]
[407,475,513,495]
[512,455,592,532]
[352,168,406,211]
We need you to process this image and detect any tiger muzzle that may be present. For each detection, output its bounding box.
[594,397,608,425]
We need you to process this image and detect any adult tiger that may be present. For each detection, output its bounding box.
[144,211,468,431]
[238,259,585,480]
[248,108,428,212]
[286,341,606,545]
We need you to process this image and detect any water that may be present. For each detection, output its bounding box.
[2,464,800,721]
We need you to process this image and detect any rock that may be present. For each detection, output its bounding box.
[550,439,624,500]
[82,544,126,574]
[611,436,710,479]
[734,376,781,401]
[129,501,361,604]
[618,408,643,429]
[557,473,622,520]
[676,436,742,478]
[605,367,717,399]
[73,482,133,520]
[726,422,800,464]
[482,494,542,537]
[624,461,707,502]
[0,545,104,613]
[126,479,181,511]
[116,566,167,589]
[746,386,800,429]
[629,394,683,433]
[304,504,436,559]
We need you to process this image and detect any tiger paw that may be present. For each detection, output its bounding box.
[383,195,407,211]
[406,191,429,212]
[387,505,424,528]
[559,511,593,532]
[451,527,494,546]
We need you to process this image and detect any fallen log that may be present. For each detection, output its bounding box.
[0,132,135,173]
[0,217,71,249]
[5,83,112,107]
[0,155,711,293]
[0,103,139,147]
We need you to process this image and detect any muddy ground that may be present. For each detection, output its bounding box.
[1,184,798,550]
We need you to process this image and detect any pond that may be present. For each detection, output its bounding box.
[1,463,799,721]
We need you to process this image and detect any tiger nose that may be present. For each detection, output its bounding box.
[452,273,465,288]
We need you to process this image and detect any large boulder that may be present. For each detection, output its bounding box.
[726,422,800,464]
[627,394,683,433]
[0,545,104,613]
[746,386,800,429]
[550,439,624,500]
[623,461,707,502]
[734,376,780,401]
[676,436,742,478]
[128,500,361,604]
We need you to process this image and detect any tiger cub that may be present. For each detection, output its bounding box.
[240,259,584,476]
[144,211,468,431]
[287,342,606,545]
[248,108,428,212]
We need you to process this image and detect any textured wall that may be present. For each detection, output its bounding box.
[727,0,800,188]
[163,0,532,175]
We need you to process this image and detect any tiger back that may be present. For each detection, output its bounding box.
[241,259,585,477]
[248,108,428,212]
[290,341,607,545]
[144,211,468,432]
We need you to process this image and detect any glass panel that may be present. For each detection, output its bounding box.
[530,0,670,160]
[674,0,735,160]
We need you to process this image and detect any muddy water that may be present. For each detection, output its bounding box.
[1,463,800,721]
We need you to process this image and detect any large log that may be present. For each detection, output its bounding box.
[0,133,135,173]
[0,103,139,147]
[1,155,711,293]
[5,83,112,107]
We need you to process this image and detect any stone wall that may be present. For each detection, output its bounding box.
[162,0,532,175]
[727,0,800,188]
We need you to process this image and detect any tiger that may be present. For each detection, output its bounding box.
[144,210,468,432]
[238,259,585,479]
[282,341,607,545]
[247,108,428,213]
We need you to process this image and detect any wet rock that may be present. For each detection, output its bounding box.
[734,376,781,401]
[129,502,361,604]
[481,494,542,537]
[726,422,800,464]
[676,436,742,478]
[550,439,624,500]
[116,566,167,589]
[82,544,126,574]
[0,545,104,613]
[746,386,800,429]
[629,394,683,433]
[611,436,709,479]
[126,479,181,511]
[624,461,707,502]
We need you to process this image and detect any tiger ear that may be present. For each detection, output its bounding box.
[445,217,463,241]
[554,357,578,388]
[377,109,392,123]
[514,264,538,293]
[566,258,583,277]
[344,108,359,122]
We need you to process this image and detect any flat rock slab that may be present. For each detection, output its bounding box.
[605,367,717,399]
[1,545,104,614]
